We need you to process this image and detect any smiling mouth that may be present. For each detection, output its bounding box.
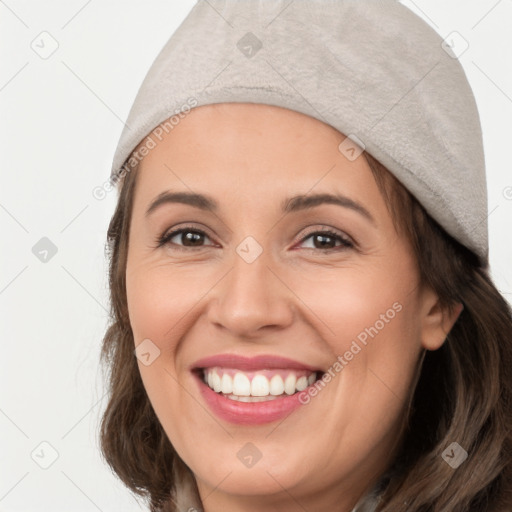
[198,367,321,402]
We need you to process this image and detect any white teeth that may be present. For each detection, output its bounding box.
[221,373,232,394]
[269,375,285,396]
[232,372,251,396]
[203,367,319,398]
[296,376,308,391]
[236,395,278,402]
[212,371,222,393]
[251,375,269,397]
[284,374,296,395]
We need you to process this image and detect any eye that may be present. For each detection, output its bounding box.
[296,228,354,251]
[156,226,214,250]
[156,225,354,252]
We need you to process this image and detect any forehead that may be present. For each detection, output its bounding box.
[140,103,344,166]
[132,103,384,214]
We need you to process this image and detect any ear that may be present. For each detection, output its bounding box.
[419,286,464,351]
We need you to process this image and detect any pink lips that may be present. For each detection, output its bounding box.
[192,354,320,372]
[192,354,321,425]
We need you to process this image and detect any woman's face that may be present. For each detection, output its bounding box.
[126,103,455,511]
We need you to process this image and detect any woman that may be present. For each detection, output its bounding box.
[99,1,512,511]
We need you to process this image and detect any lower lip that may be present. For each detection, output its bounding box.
[194,372,306,425]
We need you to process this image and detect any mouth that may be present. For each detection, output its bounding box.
[199,367,320,402]
[191,354,325,424]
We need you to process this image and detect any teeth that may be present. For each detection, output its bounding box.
[233,372,251,396]
[203,367,318,398]
[251,375,270,397]
[212,371,222,393]
[236,395,279,402]
[284,374,296,395]
[269,375,285,396]
[221,373,232,394]
[296,376,308,391]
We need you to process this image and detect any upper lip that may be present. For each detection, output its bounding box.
[191,354,322,372]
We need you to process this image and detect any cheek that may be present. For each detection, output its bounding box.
[126,264,202,350]
[291,266,418,351]
[291,265,423,406]
[125,265,208,449]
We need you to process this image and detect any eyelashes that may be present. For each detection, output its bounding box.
[155,224,355,253]
[156,227,212,250]
[298,228,354,251]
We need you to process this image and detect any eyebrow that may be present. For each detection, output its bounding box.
[145,191,375,225]
[146,191,217,216]
[282,193,375,225]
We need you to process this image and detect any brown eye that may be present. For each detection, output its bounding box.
[176,230,207,246]
[298,229,353,251]
[158,228,213,249]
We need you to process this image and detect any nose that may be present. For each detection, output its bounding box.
[207,250,294,339]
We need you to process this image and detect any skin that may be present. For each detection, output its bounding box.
[125,103,462,512]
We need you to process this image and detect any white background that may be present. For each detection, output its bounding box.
[1,1,510,511]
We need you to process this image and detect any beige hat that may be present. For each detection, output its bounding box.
[111,0,488,267]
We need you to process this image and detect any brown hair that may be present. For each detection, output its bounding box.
[99,152,512,511]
